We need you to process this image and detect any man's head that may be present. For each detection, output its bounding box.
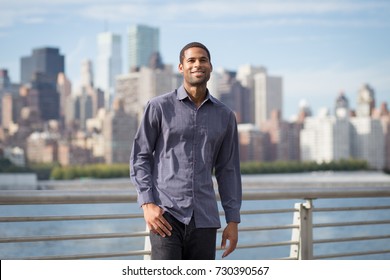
[178,42,213,88]
[179,42,211,64]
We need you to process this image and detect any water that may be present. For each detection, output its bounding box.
[1,173,390,260]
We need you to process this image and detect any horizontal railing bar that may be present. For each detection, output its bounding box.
[237,225,298,232]
[0,213,143,223]
[24,250,151,260]
[242,188,390,200]
[0,190,138,205]
[277,256,298,260]
[219,240,298,250]
[0,231,149,243]
[314,249,390,260]
[314,220,390,228]
[314,234,390,244]
[1,187,390,205]
[240,209,297,215]
[24,250,301,260]
[314,205,390,212]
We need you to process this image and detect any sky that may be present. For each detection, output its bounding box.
[1,0,389,119]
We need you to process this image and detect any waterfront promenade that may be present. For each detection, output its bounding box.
[1,171,390,260]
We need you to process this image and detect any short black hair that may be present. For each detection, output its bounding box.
[179,42,211,64]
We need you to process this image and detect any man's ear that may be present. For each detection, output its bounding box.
[178,63,183,74]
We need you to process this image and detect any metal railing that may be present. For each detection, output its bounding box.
[1,185,390,260]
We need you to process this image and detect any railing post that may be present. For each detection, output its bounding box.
[290,199,314,260]
[143,225,151,260]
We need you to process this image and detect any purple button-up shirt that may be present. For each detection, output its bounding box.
[130,85,242,228]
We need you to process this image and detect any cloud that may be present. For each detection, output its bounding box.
[0,7,50,27]
[2,0,388,29]
[79,1,389,20]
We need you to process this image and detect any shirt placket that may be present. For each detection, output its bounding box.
[191,105,198,218]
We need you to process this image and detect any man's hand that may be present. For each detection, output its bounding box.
[142,203,172,237]
[221,222,239,258]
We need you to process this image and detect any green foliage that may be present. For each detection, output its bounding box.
[0,156,373,181]
[0,158,30,173]
[50,164,129,180]
[240,159,369,174]
[29,163,59,180]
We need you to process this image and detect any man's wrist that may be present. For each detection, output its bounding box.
[141,202,154,208]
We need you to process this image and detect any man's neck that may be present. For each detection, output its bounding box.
[184,84,207,108]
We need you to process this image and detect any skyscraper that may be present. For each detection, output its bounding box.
[30,72,60,121]
[95,32,122,107]
[236,65,283,126]
[128,24,159,71]
[0,69,11,89]
[57,73,72,126]
[254,72,283,126]
[20,47,64,86]
[356,84,375,117]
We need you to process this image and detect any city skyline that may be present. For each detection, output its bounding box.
[1,0,389,118]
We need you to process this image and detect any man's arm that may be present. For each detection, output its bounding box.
[215,112,242,257]
[130,102,172,236]
[130,101,160,206]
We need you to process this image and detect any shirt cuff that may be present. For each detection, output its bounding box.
[224,209,241,224]
[137,189,155,207]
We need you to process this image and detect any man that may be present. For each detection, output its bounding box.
[130,42,242,260]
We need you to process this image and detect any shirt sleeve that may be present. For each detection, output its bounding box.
[215,112,242,223]
[130,101,161,206]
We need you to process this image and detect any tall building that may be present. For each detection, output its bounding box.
[95,32,122,107]
[300,108,351,164]
[254,72,283,127]
[261,110,301,162]
[300,104,385,170]
[356,84,375,117]
[213,68,251,123]
[81,59,94,88]
[1,94,14,130]
[57,73,72,126]
[236,65,282,126]
[103,98,138,164]
[0,69,11,89]
[350,117,384,169]
[30,72,60,121]
[238,124,265,162]
[236,65,267,124]
[20,47,64,86]
[375,103,390,171]
[0,69,20,124]
[128,24,159,71]
[116,64,179,125]
[335,92,349,117]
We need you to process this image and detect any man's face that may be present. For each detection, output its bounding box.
[178,47,212,87]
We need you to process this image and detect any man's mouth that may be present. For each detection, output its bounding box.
[191,71,204,75]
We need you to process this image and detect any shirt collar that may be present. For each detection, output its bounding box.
[177,85,216,104]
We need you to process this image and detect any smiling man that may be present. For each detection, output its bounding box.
[130,42,242,260]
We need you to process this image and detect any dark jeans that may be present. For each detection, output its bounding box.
[149,212,217,260]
